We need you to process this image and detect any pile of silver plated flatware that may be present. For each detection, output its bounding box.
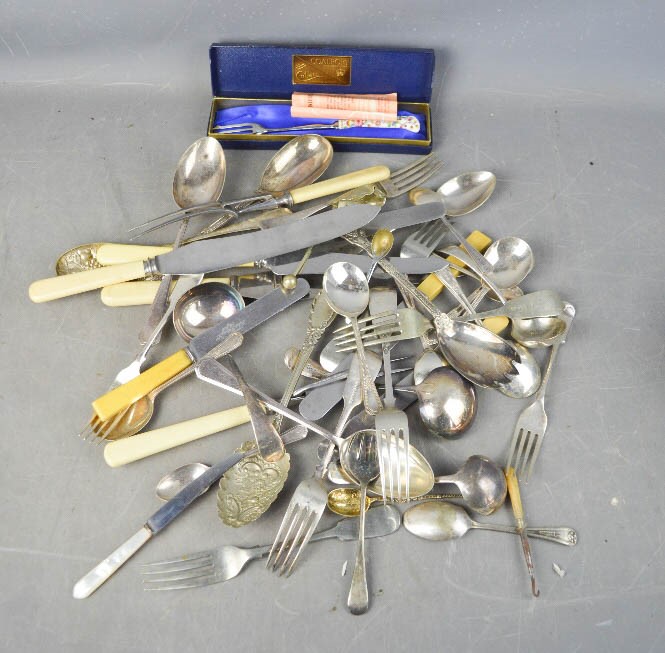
[28,135,577,611]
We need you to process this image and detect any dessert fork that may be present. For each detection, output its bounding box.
[505,303,576,480]
[141,505,401,590]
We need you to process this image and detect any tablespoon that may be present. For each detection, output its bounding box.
[327,487,462,517]
[403,501,578,546]
[339,429,381,615]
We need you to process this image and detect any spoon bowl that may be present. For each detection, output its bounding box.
[410,171,496,216]
[259,135,333,193]
[173,282,245,342]
[496,343,541,398]
[323,261,370,318]
[173,137,226,208]
[511,315,567,348]
[156,463,211,501]
[481,237,534,290]
[398,367,477,438]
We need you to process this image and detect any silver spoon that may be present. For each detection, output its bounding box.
[511,315,567,348]
[138,137,227,346]
[156,463,210,501]
[496,343,541,399]
[409,170,496,216]
[394,367,477,438]
[323,262,382,414]
[173,282,245,342]
[368,452,507,516]
[201,135,332,231]
[403,501,578,546]
[339,429,381,615]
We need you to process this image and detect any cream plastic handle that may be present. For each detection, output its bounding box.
[100,277,233,306]
[29,260,146,303]
[96,243,172,265]
[289,165,390,204]
[103,406,251,467]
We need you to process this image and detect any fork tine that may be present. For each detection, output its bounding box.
[401,428,410,500]
[141,552,213,571]
[389,153,439,182]
[143,574,221,591]
[141,562,214,583]
[283,509,320,577]
[523,434,542,481]
[266,500,299,570]
[271,506,308,574]
[78,418,96,440]
[391,158,443,191]
[377,430,387,501]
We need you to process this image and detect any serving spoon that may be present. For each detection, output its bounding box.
[403,501,578,546]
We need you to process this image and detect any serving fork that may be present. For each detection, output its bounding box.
[505,303,576,480]
[129,155,442,239]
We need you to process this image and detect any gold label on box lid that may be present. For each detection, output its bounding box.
[293,54,351,85]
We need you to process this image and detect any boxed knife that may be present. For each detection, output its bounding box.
[207,43,435,154]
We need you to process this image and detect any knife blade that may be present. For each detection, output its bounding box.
[72,425,308,599]
[29,203,381,303]
[266,254,447,276]
[92,278,310,421]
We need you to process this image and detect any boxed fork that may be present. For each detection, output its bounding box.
[207,43,435,153]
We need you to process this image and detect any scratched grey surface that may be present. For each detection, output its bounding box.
[2,1,665,651]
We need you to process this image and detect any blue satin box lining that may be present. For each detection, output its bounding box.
[213,105,427,140]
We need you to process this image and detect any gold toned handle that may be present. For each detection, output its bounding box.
[29,260,146,303]
[92,350,192,421]
[103,406,251,467]
[505,467,525,527]
[289,166,390,204]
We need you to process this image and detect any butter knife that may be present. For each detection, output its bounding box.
[72,425,308,599]
[29,203,380,303]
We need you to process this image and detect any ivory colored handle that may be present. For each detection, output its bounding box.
[505,467,526,524]
[96,243,172,265]
[100,277,231,306]
[103,406,251,467]
[92,349,192,421]
[289,165,390,204]
[29,260,146,303]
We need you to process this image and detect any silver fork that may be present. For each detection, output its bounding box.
[369,289,410,501]
[333,308,432,352]
[141,505,401,590]
[505,303,576,480]
[400,221,448,258]
[267,353,366,576]
[377,153,444,198]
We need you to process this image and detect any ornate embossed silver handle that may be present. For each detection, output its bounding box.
[344,231,445,322]
[524,526,578,546]
[274,291,336,431]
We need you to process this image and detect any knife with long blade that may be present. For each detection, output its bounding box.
[29,203,381,303]
[266,254,447,276]
[92,278,310,421]
[72,424,308,599]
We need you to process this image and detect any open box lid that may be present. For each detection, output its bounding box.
[209,43,435,103]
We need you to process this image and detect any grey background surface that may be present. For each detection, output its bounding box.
[2,1,664,651]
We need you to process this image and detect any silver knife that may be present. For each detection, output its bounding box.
[91,279,311,421]
[266,254,447,276]
[72,425,308,599]
[29,203,381,303]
